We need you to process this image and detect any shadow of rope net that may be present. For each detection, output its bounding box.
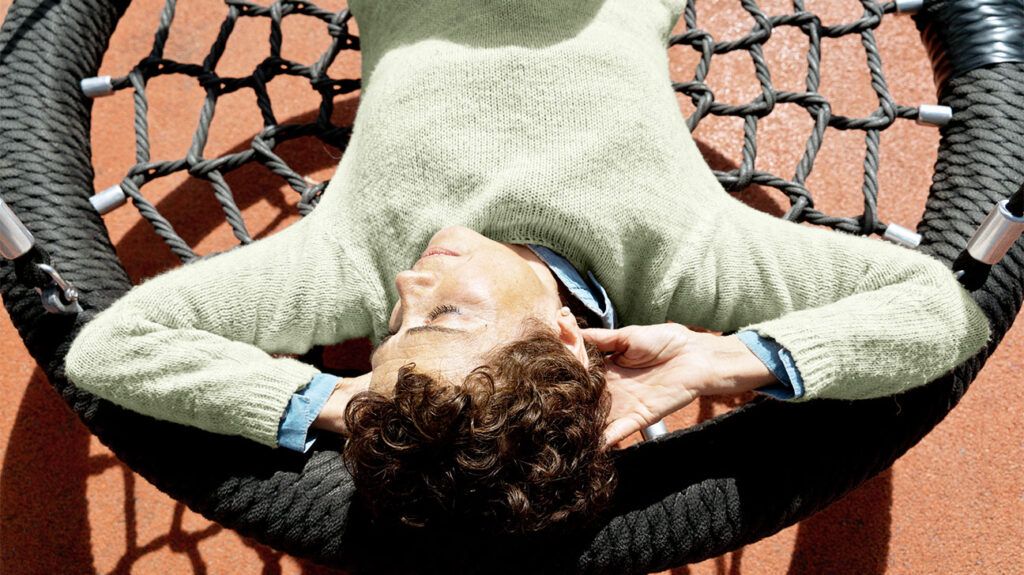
[93,0,933,268]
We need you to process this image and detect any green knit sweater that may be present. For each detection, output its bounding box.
[64,0,992,448]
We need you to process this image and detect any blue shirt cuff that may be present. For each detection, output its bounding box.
[277,372,341,452]
[735,330,805,401]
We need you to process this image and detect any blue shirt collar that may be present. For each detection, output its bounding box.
[525,244,617,329]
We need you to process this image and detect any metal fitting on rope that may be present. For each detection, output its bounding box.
[882,222,922,249]
[895,0,924,14]
[641,420,669,441]
[0,195,33,260]
[953,191,1024,291]
[0,196,82,314]
[80,75,114,98]
[34,262,83,314]
[965,198,1024,265]
[915,104,952,126]
[90,184,128,215]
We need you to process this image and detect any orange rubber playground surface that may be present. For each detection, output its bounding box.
[1,1,1021,573]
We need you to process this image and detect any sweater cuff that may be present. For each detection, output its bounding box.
[735,330,805,400]
[278,372,341,452]
[737,318,846,402]
[234,357,323,447]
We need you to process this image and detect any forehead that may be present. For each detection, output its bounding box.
[369,329,495,392]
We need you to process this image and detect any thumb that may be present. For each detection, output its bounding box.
[580,327,623,353]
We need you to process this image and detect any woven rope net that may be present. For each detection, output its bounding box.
[96,0,929,266]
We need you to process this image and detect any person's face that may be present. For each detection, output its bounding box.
[369,226,590,393]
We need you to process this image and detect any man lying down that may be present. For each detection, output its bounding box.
[65,0,991,535]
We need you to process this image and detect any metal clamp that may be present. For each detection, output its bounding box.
[966,198,1024,265]
[895,0,924,14]
[916,104,953,127]
[641,420,669,441]
[90,184,128,215]
[80,75,114,98]
[882,222,922,249]
[0,196,34,260]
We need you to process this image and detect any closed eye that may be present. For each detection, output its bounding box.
[376,304,463,361]
[387,304,462,336]
[427,304,460,321]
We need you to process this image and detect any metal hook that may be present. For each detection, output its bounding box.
[33,263,83,314]
[1,196,82,314]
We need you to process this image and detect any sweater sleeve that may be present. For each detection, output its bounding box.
[666,191,992,402]
[63,208,376,447]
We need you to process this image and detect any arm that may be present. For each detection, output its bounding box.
[64,208,377,447]
[666,191,991,401]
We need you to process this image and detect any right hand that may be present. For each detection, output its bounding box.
[582,323,717,447]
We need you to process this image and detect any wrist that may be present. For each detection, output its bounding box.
[311,380,348,434]
[701,333,778,396]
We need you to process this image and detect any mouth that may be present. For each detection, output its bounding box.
[420,247,460,259]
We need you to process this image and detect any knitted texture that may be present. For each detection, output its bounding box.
[63,0,991,447]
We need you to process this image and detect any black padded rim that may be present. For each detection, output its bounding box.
[1,1,1021,573]
[916,0,1024,99]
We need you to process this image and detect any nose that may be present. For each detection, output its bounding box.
[395,269,435,297]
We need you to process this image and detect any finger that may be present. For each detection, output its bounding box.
[607,349,654,370]
[580,327,625,353]
[602,418,641,448]
[613,349,650,368]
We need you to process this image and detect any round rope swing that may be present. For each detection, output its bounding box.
[2,0,1023,573]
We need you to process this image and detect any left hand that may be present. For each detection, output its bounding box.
[581,323,719,447]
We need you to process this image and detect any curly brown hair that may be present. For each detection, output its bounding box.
[342,311,615,535]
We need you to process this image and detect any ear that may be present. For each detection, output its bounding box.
[555,306,590,368]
